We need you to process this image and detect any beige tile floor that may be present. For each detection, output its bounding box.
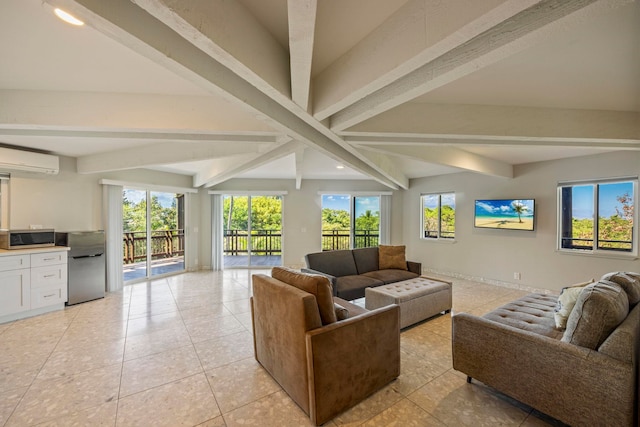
[0,269,565,427]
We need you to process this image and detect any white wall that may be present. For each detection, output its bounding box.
[7,156,193,231]
[8,156,101,230]
[194,188,212,270]
[8,151,639,292]
[403,151,640,292]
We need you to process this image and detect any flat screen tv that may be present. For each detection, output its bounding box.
[474,199,535,231]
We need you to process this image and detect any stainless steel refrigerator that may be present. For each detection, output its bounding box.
[55,231,106,305]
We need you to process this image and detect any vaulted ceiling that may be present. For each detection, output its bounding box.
[0,0,638,189]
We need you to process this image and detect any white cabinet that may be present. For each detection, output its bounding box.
[0,267,30,316]
[31,256,68,309]
[0,254,30,271]
[32,251,67,268]
[0,249,68,319]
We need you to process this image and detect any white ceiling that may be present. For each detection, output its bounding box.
[0,0,638,189]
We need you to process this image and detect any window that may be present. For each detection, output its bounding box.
[321,194,381,250]
[558,178,637,255]
[421,193,455,240]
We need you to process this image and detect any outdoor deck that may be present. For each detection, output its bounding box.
[223,255,281,268]
[123,255,281,281]
[123,257,185,282]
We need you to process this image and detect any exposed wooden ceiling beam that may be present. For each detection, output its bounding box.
[294,146,305,190]
[357,145,514,178]
[136,0,291,99]
[329,0,613,132]
[288,0,317,111]
[343,103,640,142]
[77,141,278,174]
[196,141,304,188]
[0,127,282,144]
[0,90,273,132]
[346,134,640,149]
[48,0,402,189]
[350,148,409,189]
[312,0,539,121]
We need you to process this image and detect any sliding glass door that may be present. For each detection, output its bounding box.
[223,195,282,268]
[353,196,380,248]
[123,188,185,282]
[321,194,380,250]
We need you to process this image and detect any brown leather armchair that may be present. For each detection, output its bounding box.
[251,269,400,425]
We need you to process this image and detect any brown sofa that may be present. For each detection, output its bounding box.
[303,246,422,300]
[452,272,640,427]
[251,267,400,425]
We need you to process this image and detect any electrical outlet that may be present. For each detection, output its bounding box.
[513,272,521,280]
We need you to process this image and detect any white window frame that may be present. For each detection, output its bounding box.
[420,192,456,241]
[0,174,10,230]
[318,191,391,249]
[557,177,638,258]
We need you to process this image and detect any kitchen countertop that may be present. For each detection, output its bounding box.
[0,246,70,256]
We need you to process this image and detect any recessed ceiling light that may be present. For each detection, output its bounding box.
[54,8,84,26]
[336,165,345,169]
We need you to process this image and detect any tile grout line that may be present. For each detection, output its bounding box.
[170,275,225,425]
[3,306,83,426]
[114,284,134,426]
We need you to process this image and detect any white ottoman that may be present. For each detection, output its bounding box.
[365,276,452,328]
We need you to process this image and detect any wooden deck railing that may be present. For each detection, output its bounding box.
[322,229,379,251]
[561,237,633,251]
[224,229,282,255]
[123,229,185,264]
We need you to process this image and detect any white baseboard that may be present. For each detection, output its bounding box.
[422,267,557,295]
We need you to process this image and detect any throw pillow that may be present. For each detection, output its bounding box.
[334,302,350,321]
[271,266,337,325]
[601,272,640,306]
[379,245,408,270]
[553,279,594,329]
[562,280,629,350]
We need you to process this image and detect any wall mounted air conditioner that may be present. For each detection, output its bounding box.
[0,147,59,175]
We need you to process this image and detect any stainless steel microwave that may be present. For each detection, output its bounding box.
[0,229,55,249]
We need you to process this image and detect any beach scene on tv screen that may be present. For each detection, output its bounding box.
[475,199,535,230]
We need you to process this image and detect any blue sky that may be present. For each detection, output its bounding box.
[322,195,349,211]
[322,195,380,216]
[571,182,633,219]
[423,193,455,209]
[123,189,177,208]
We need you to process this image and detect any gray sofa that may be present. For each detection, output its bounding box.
[303,247,421,300]
[452,272,640,427]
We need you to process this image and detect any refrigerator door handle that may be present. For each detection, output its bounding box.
[72,253,104,259]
